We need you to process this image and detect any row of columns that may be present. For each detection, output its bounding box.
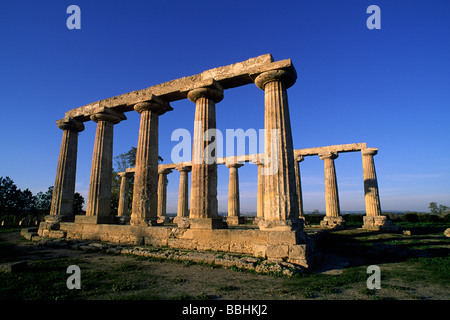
[115,147,381,230]
[48,64,384,231]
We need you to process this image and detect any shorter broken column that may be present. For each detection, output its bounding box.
[319,151,345,229]
[294,155,305,219]
[253,159,265,225]
[226,162,244,225]
[157,168,172,224]
[174,166,191,224]
[117,171,133,224]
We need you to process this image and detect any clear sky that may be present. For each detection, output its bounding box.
[0,0,449,213]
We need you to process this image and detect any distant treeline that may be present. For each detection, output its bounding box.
[0,176,84,226]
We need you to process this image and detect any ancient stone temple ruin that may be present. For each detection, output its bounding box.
[38,54,395,268]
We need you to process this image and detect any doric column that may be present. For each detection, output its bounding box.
[130,96,172,226]
[294,155,305,218]
[157,168,172,224]
[253,160,265,224]
[254,68,301,231]
[361,148,396,231]
[187,81,224,229]
[226,162,244,225]
[319,151,345,229]
[85,108,126,223]
[362,148,381,216]
[49,118,85,220]
[117,171,133,217]
[174,166,191,224]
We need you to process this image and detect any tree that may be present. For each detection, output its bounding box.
[429,202,450,215]
[110,147,163,215]
[0,176,21,214]
[73,192,85,215]
[438,204,450,215]
[34,186,53,213]
[429,202,438,215]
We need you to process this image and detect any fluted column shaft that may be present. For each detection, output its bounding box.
[188,84,223,220]
[176,166,191,219]
[255,161,265,221]
[131,98,172,226]
[117,172,132,216]
[294,155,305,217]
[157,169,172,221]
[227,163,243,218]
[50,118,84,217]
[319,152,340,218]
[362,148,381,216]
[86,109,126,217]
[254,69,299,229]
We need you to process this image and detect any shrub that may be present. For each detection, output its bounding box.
[404,213,419,222]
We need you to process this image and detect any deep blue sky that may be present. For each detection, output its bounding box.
[1,0,449,213]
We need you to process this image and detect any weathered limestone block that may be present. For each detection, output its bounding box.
[363,216,398,232]
[21,227,38,240]
[320,216,346,229]
[48,230,67,239]
[444,228,450,237]
[267,244,289,261]
[254,244,268,258]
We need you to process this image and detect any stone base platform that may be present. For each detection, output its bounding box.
[37,220,317,269]
[320,216,346,230]
[363,216,399,232]
[226,216,245,226]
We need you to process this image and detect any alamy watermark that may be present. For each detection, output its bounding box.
[366,265,381,289]
[66,265,81,289]
[171,126,280,175]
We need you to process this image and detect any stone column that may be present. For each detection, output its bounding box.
[253,160,265,225]
[294,155,305,218]
[187,81,224,229]
[254,68,301,231]
[174,166,191,224]
[157,168,172,224]
[83,108,126,224]
[49,118,84,221]
[130,96,172,226]
[319,151,345,229]
[117,171,133,224]
[361,148,396,231]
[226,163,244,225]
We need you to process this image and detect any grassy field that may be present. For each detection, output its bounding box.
[0,222,449,300]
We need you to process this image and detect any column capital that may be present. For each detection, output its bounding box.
[158,168,173,175]
[176,166,192,173]
[56,118,85,132]
[226,162,244,169]
[319,151,338,160]
[361,148,378,156]
[134,95,173,115]
[90,107,127,124]
[254,69,297,90]
[118,171,133,178]
[187,81,224,103]
[295,155,305,163]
